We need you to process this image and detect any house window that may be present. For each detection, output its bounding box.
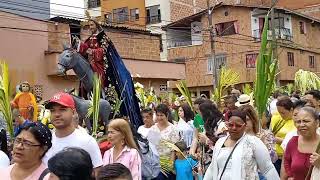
[113,7,129,23]
[104,13,112,24]
[88,0,100,8]
[287,52,295,66]
[160,84,167,92]
[146,5,161,24]
[246,53,258,68]
[130,8,139,21]
[207,55,227,73]
[309,56,315,68]
[216,54,227,68]
[299,21,306,34]
[215,21,239,36]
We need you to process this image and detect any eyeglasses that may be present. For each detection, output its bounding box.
[14,138,41,149]
[226,122,245,129]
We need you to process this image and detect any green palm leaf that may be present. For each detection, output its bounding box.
[85,74,101,138]
[254,13,278,131]
[0,62,14,140]
[294,69,320,94]
[176,80,193,110]
[243,84,253,95]
[212,66,240,105]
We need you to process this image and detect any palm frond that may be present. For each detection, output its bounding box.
[176,80,193,110]
[294,69,320,94]
[254,14,278,131]
[243,84,253,95]
[160,156,174,176]
[0,62,14,139]
[87,74,101,138]
[212,66,240,106]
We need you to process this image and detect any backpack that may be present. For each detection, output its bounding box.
[137,139,161,179]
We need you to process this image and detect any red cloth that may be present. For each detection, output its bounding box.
[99,141,112,157]
[284,136,311,180]
[79,35,105,83]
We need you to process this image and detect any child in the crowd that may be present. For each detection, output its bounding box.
[174,141,198,180]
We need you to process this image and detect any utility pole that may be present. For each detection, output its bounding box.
[207,0,218,90]
[271,0,280,86]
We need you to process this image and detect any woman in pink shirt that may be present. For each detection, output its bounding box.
[0,123,52,180]
[284,107,320,180]
[103,118,142,180]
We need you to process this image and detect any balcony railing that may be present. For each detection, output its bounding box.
[253,27,292,41]
[88,0,100,9]
[167,41,192,48]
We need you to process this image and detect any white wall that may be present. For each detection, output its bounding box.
[145,0,170,27]
[191,21,203,45]
[251,11,259,37]
[88,7,101,17]
[50,0,85,19]
[145,0,171,61]
[251,10,292,38]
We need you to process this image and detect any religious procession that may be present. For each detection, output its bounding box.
[0,0,320,180]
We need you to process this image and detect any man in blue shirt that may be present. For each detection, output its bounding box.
[13,109,32,137]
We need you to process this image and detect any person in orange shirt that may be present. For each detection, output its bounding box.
[11,82,38,122]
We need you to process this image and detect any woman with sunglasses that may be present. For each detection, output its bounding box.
[204,110,279,180]
[0,123,52,180]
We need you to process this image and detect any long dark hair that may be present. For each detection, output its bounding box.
[0,129,8,156]
[180,103,195,122]
[199,100,223,142]
[238,105,259,134]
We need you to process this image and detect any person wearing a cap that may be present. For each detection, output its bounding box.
[42,92,103,175]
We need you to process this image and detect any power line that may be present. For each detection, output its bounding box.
[4,11,315,50]
[0,3,181,30]
[0,12,264,45]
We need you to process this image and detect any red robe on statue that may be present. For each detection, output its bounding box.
[78,34,105,83]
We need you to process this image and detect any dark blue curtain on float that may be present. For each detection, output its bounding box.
[103,37,143,130]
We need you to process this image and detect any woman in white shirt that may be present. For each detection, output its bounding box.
[176,103,194,148]
[147,104,180,179]
[204,110,279,180]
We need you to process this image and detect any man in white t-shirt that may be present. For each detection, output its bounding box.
[42,92,103,172]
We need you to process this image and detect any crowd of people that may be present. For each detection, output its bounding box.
[0,88,320,180]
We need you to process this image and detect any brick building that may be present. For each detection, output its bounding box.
[276,0,320,20]
[0,11,184,101]
[46,19,185,96]
[100,0,147,29]
[165,4,320,97]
